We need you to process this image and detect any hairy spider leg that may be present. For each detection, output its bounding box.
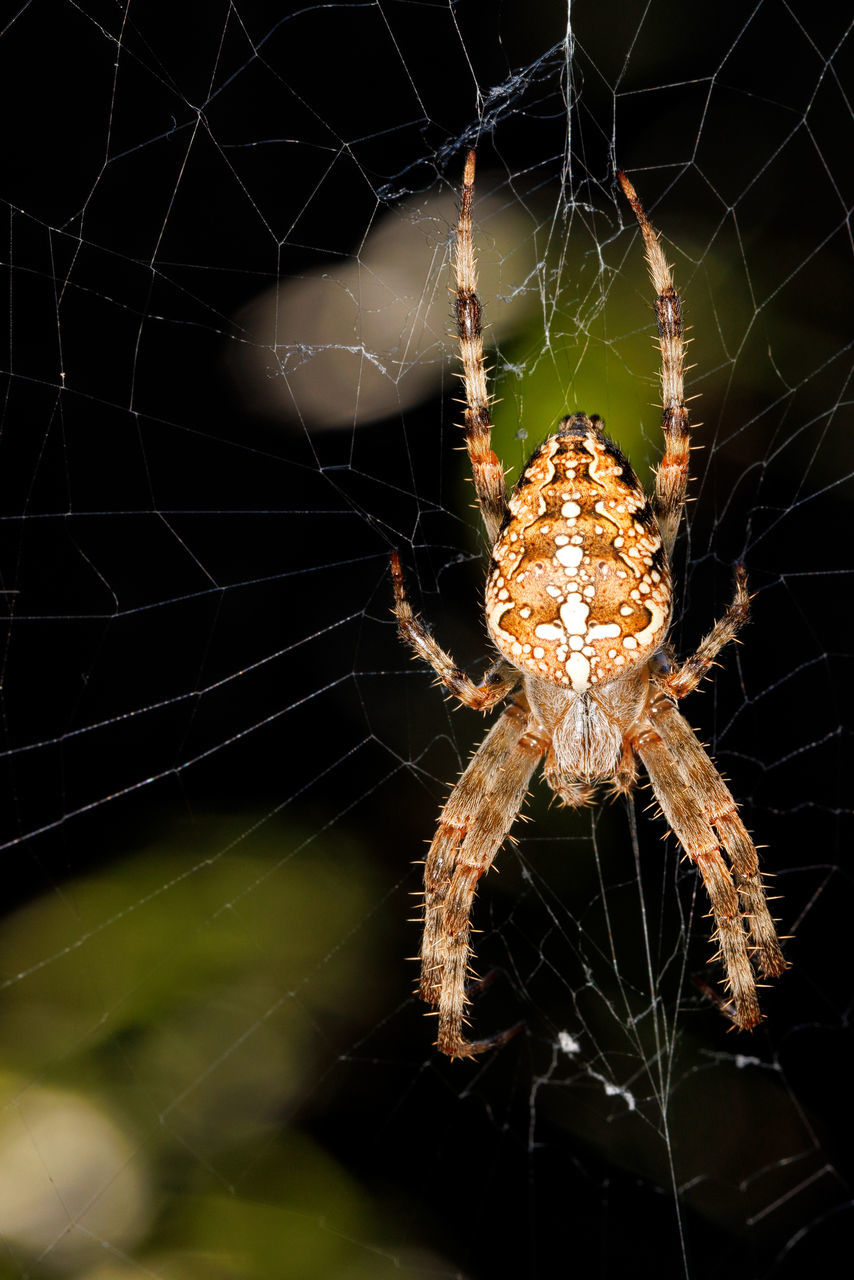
[650,698,787,980]
[632,716,762,1029]
[657,565,751,701]
[618,172,690,559]
[420,698,547,1058]
[455,150,510,544]
[391,552,518,710]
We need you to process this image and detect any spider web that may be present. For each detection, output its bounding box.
[0,2,852,1277]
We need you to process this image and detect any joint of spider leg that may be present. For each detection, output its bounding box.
[654,291,683,334]
[456,293,482,340]
[661,404,689,432]
[463,406,494,439]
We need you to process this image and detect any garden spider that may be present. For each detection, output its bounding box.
[392,152,786,1059]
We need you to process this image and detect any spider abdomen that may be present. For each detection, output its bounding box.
[485,414,672,692]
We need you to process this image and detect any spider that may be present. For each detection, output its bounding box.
[391,152,786,1059]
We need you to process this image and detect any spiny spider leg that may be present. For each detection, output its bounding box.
[391,552,518,710]
[617,171,690,559]
[420,697,547,1058]
[650,698,787,979]
[455,150,509,544]
[633,714,762,1029]
[644,564,785,983]
[657,565,751,702]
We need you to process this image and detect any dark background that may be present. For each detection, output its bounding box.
[0,3,852,1278]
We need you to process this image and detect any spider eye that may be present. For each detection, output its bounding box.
[649,651,672,675]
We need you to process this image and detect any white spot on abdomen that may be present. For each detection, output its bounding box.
[560,593,589,636]
[535,622,565,642]
[555,545,583,569]
[586,622,621,641]
[633,598,668,646]
[566,652,590,691]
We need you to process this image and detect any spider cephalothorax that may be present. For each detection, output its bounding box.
[392,153,786,1059]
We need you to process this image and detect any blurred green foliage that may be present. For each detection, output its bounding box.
[0,820,440,1279]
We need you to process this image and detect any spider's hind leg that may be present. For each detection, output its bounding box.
[454,150,510,544]
[618,171,689,559]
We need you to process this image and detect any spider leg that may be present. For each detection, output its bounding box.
[391,552,518,710]
[631,717,762,1029]
[420,697,548,1059]
[657,565,751,702]
[455,151,510,544]
[648,696,786,980]
[618,172,689,559]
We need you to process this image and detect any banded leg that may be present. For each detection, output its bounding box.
[632,719,761,1029]
[391,553,518,710]
[617,172,689,558]
[650,695,786,979]
[420,699,547,1058]
[455,151,509,544]
[655,565,751,702]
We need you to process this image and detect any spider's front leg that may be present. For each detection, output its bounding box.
[650,696,786,983]
[632,689,786,1028]
[648,566,786,981]
[632,715,763,1028]
[391,553,518,710]
[420,697,547,1059]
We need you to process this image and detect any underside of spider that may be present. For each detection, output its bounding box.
[392,153,786,1059]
